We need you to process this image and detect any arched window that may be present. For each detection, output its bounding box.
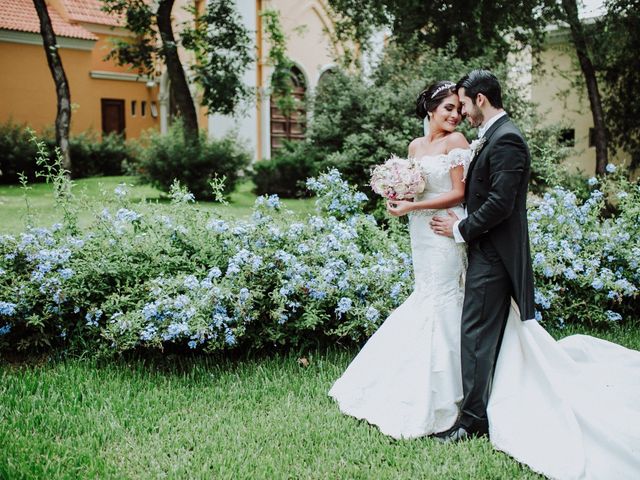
[270,66,307,152]
[317,67,336,89]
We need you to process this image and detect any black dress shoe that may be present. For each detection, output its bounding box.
[433,426,471,444]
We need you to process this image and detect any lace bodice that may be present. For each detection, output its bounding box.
[415,147,471,197]
[405,148,469,295]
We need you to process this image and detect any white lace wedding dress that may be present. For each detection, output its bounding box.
[329,148,640,479]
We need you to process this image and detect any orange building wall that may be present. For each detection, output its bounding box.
[0,36,159,139]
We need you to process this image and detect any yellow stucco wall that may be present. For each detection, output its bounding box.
[532,35,628,174]
[532,41,596,173]
[265,0,337,89]
[0,34,160,139]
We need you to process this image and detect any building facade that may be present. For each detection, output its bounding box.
[0,0,168,139]
[208,0,344,162]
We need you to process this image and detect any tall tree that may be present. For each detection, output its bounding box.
[560,0,608,174]
[102,0,254,144]
[594,0,640,169]
[33,0,71,171]
[156,0,199,140]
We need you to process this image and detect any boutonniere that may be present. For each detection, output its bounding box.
[469,137,487,160]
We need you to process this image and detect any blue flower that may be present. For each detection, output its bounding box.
[188,340,198,349]
[591,278,604,290]
[208,267,222,279]
[140,325,157,341]
[605,163,617,173]
[142,302,159,321]
[239,288,250,303]
[279,285,292,297]
[115,208,142,223]
[59,268,74,280]
[207,219,229,233]
[114,183,128,198]
[335,297,353,317]
[183,275,199,290]
[605,310,622,322]
[225,328,236,346]
[587,177,598,186]
[0,324,11,335]
[0,302,17,317]
[365,306,380,322]
[266,194,280,209]
[534,290,551,309]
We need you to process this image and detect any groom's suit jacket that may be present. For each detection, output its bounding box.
[458,115,535,321]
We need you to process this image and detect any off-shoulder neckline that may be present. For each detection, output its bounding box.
[412,147,470,161]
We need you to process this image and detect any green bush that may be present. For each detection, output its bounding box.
[67,131,133,179]
[275,41,571,197]
[251,141,319,197]
[132,121,251,200]
[0,120,134,183]
[0,120,38,183]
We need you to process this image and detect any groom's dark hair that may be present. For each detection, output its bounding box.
[456,70,503,109]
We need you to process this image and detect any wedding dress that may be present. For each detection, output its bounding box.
[328,148,640,479]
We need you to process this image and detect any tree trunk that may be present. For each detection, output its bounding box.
[156,0,199,143]
[561,0,608,175]
[33,0,72,172]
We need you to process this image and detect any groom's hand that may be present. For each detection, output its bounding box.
[430,210,459,238]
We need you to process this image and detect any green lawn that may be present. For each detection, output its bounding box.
[0,176,316,235]
[2,325,639,479]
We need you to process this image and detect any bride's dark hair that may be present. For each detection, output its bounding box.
[416,81,457,120]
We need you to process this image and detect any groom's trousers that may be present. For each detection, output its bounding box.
[458,236,512,436]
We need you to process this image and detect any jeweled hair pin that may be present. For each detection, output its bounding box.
[430,83,456,99]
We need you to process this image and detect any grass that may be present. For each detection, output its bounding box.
[2,325,639,479]
[0,176,316,235]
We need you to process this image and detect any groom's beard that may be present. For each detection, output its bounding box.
[466,105,484,128]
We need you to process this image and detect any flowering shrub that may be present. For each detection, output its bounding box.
[0,170,412,354]
[529,166,639,326]
[1,151,638,354]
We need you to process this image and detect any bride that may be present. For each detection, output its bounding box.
[328,81,640,479]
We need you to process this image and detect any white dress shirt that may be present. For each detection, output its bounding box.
[452,111,507,243]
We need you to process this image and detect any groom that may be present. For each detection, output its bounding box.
[431,70,535,441]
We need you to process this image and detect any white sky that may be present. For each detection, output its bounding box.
[579,0,606,19]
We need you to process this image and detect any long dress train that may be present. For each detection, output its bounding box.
[329,148,640,479]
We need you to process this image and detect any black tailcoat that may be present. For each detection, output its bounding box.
[458,115,535,321]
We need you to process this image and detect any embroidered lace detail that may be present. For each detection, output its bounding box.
[414,148,471,194]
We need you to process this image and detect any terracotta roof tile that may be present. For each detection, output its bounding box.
[62,0,122,27]
[0,0,98,40]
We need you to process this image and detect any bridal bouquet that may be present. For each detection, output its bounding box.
[370,155,426,200]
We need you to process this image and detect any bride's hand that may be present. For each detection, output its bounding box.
[386,199,414,216]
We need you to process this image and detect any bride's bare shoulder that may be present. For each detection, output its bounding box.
[446,132,470,151]
[408,137,425,157]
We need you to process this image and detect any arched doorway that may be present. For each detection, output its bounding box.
[270,66,307,152]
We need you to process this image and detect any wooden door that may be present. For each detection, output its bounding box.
[101,99,125,138]
[270,68,306,152]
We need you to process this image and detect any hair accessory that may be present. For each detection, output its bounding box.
[430,82,456,99]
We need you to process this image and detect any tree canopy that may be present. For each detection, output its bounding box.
[327,0,558,59]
